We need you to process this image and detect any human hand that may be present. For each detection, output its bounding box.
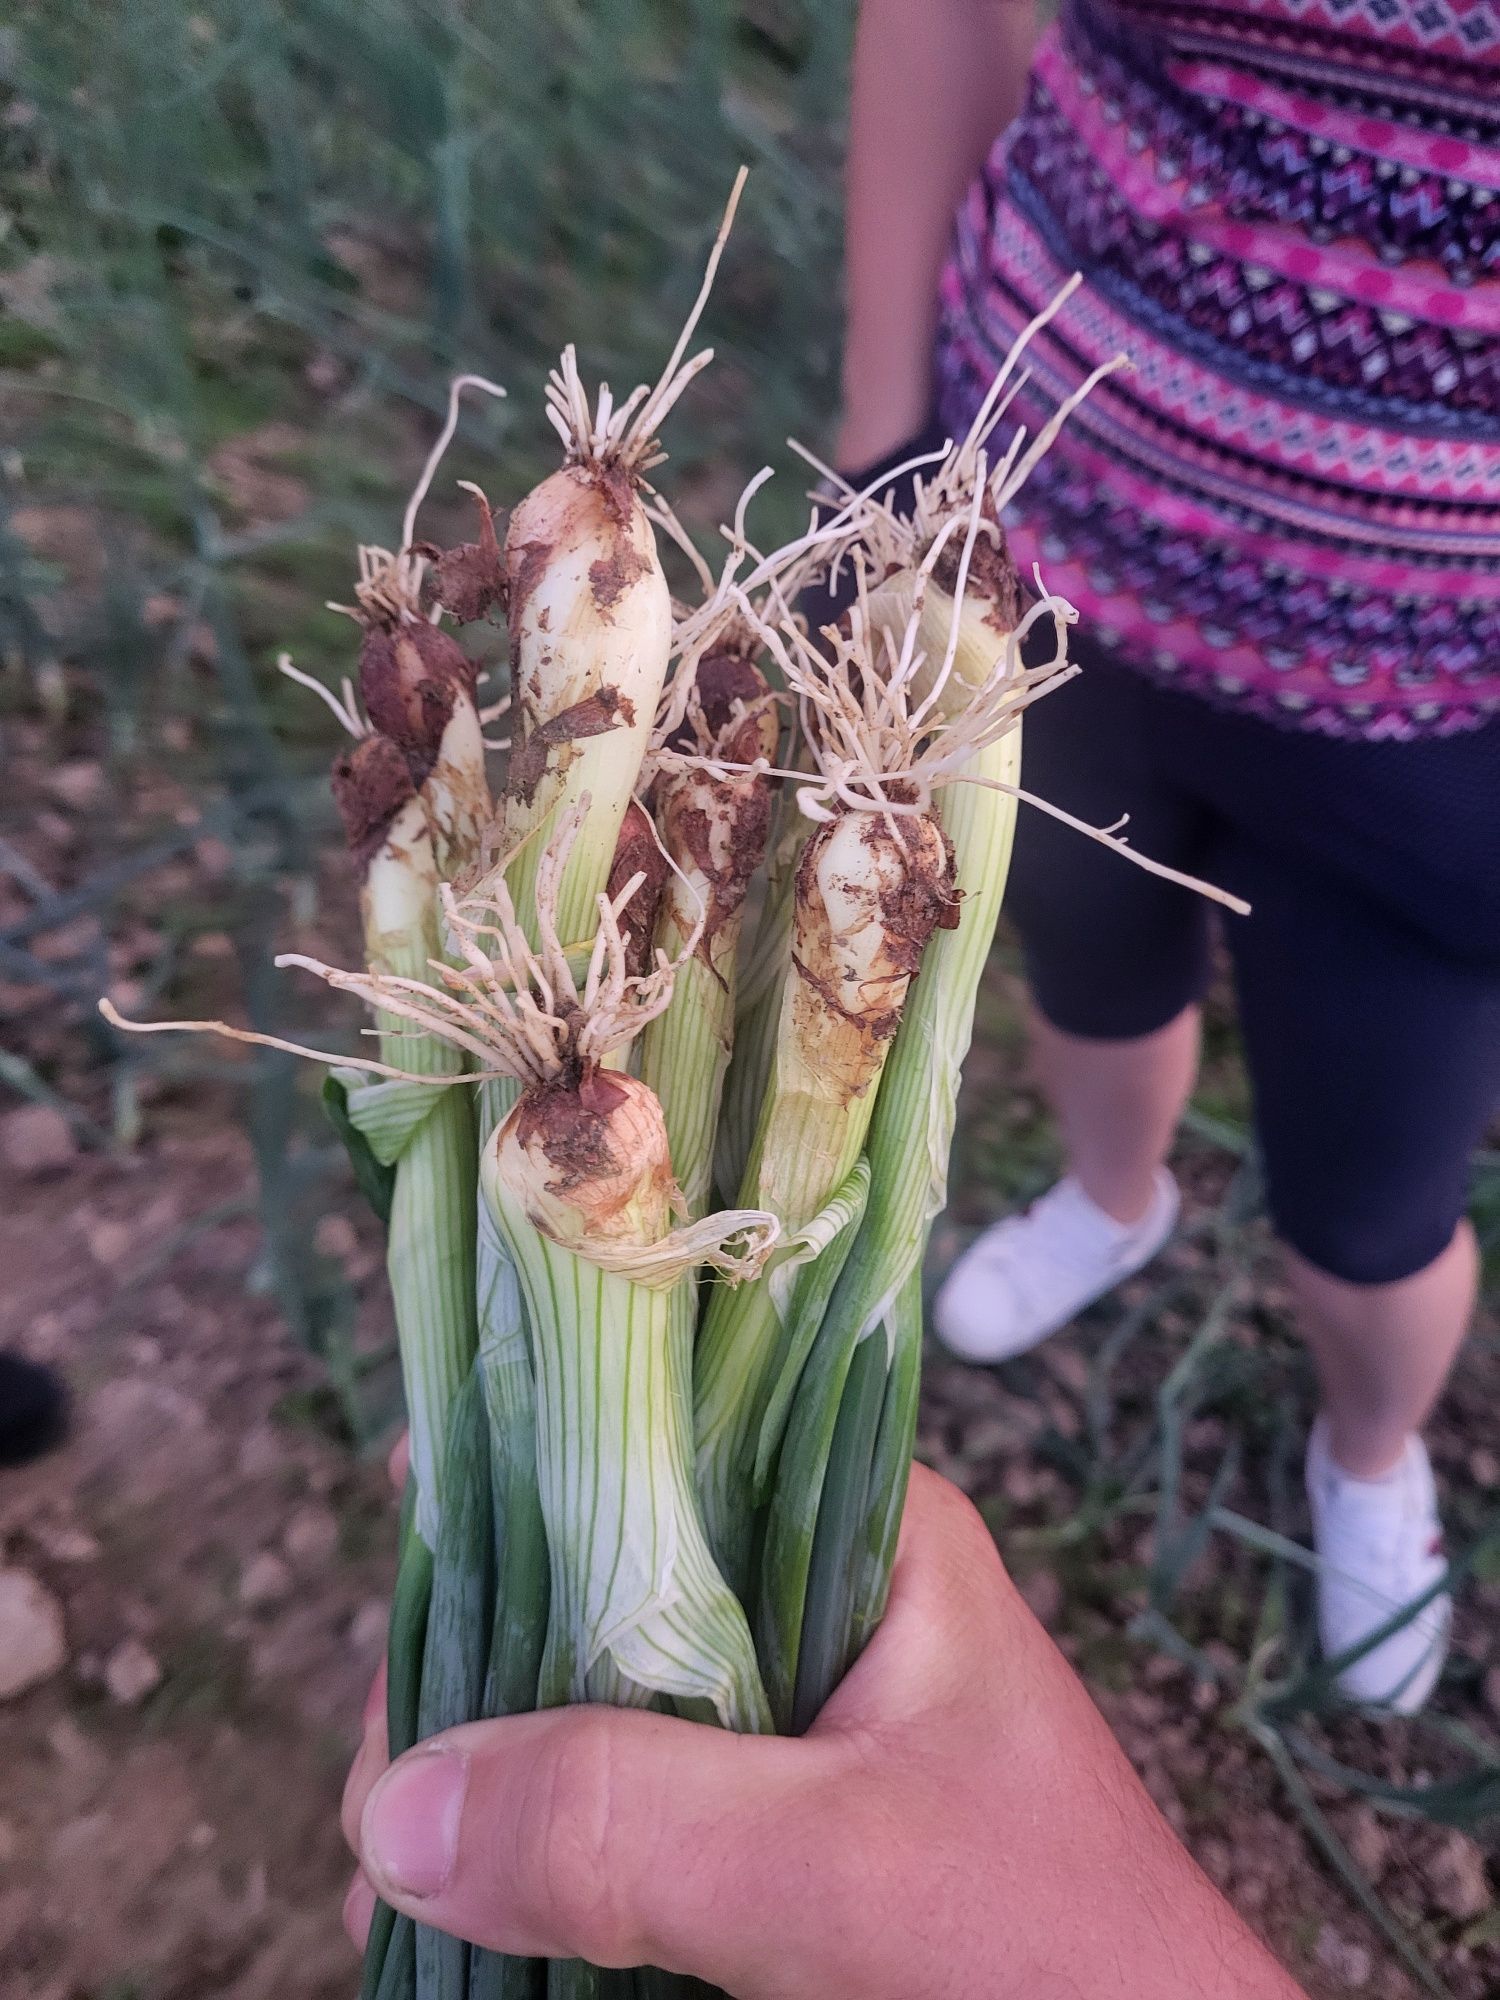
[343,1464,1302,2000]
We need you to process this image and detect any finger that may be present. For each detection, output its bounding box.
[343,1686,390,1857]
[387,1430,410,1493]
[364,1657,389,1732]
[357,1706,862,1992]
[343,1869,377,1952]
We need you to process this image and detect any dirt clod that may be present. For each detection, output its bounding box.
[331,733,417,870]
[358,618,476,790]
[422,486,506,624]
[239,1552,294,1611]
[606,800,670,981]
[1425,1831,1492,1922]
[588,542,650,614]
[104,1637,163,1706]
[0,1103,76,1177]
[1315,1925,1372,1989]
[0,1569,67,1699]
[504,686,627,807]
[930,502,1021,633]
[283,1504,340,1571]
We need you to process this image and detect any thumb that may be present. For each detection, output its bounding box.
[358,1704,855,1989]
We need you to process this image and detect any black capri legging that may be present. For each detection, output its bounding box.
[1005,646,1500,1285]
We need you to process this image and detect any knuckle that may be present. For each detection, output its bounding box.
[516,1711,640,1967]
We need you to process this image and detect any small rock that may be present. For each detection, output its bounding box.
[103,1637,162,1706]
[1141,1761,1187,1836]
[237,1425,282,1481]
[315,1214,359,1261]
[961,1414,1028,1460]
[1001,1461,1046,1504]
[50,1809,111,1865]
[1198,1836,1233,1887]
[1018,1568,1062,1626]
[0,1103,74,1177]
[1426,1831,1491,1922]
[1470,1447,1500,1489]
[305,351,344,395]
[35,808,72,849]
[0,1569,68,1699]
[29,1519,100,1565]
[82,1216,133,1269]
[1191,1673,1221,1714]
[194,836,233,878]
[283,1503,339,1570]
[1045,1344,1089,1396]
[46,1715,104,1776]
[189,930,234,962]
[47,759,105,810]
[238,1552,292,1609]
[1315,1924,1372,1989]
[349,1599,389,1654]
[1143,1652,1184,1689]
[25,1310,67,1363]
[1234,1873,1270,1915]
[188,1822,216,1852]
[1345,1805,1390,1882]
[1123,1686,1166,1729]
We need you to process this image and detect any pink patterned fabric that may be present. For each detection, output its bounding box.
[936,0,1500,737]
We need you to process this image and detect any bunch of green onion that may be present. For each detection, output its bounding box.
[105,196,1247,2000]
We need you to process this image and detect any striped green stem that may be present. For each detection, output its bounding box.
[693,802,951,1598]
[712,806,801,1205]
[788,1297,890,1736]
[757,734,1021,1724]
[485,1160,771,1733]
[827,730,1022,1350]
[638,944,731,1222]
[475,1200,550,1719]
[468,1200,551,2000]
[415,1369,495,2000]
[848,1278,925,1656]
[384,1081,478,1549]
[343,791,480,1549]
[375,1916,416,2000]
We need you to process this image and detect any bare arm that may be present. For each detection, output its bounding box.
[836,0,1038,470]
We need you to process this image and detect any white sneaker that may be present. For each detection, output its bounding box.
[1305,1418,1451,1715]
[932,1170,1180,1365]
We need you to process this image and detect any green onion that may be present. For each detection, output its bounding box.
[415,1368,495,2000]
[639,651,777,1217]
[329,742,479,1549]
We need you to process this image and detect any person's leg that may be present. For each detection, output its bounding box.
[1287,1224,1478,1482]
[1028,1001,1201,1228]
[1217,728,1500,1475]
[934,656,1215,1360]
[1216,757,1500,1706]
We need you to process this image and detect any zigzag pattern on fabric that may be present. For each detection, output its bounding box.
[936,0,1500,739]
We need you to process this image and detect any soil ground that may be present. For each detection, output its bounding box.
[1,716,1496,2000]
